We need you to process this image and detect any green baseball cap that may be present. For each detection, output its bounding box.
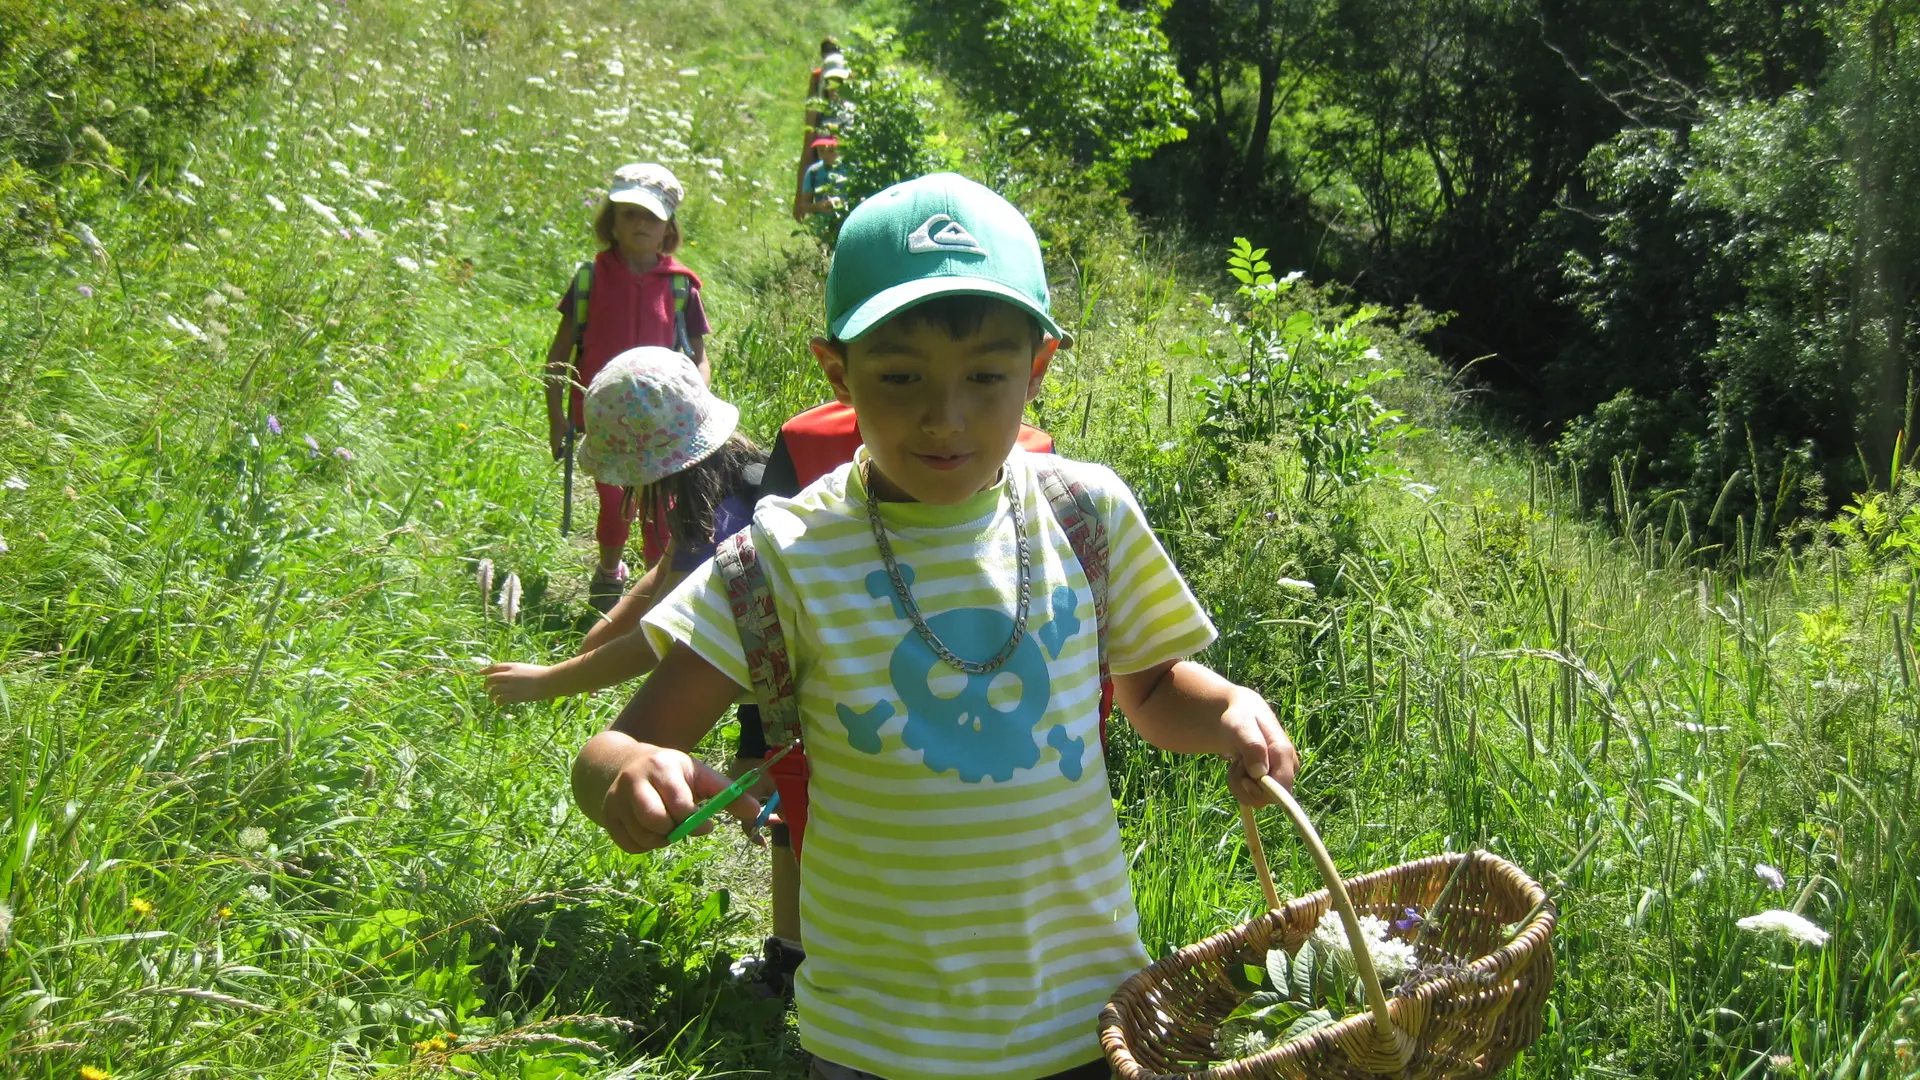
[826,172,1065,343]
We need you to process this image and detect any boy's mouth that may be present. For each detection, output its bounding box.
[915,452,974,472]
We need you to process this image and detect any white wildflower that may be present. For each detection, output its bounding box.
[265,193,287,212]
[710,193,726,205]
[393,255,421,273]
[1363,346,1384,363]
[0,536,9,557]
[1737,909,1829,948]
[1754,864,1786,891]
[1282,270,1306,284]
[238,825,269,850]
[1402,481,1439,500]
[1277,577,1317,593]
[76,222,108,264]
[301,194,342,226]
[0,902,11,950]
[165,314,208,341]
[328,160,351,178]
[677,67,699,76]
[349,123,371,138]
[505,104,524,115]
[525,75,546,86]
[500,572,522,623]
[180,169,205,187]
[4,476,27,491]
[476,558,493,604]
[1369,935,1418,984]
[246,883,271,902]
[603,58,624,77]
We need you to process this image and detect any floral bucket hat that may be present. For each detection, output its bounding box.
[576,347,739,489]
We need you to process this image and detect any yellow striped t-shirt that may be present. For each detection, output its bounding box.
[643,448,1216,1080]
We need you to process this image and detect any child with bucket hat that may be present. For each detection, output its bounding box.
[489,346,761,705]
[542,163,712,605]
[572,173,1298,1080]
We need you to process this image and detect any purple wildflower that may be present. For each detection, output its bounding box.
[267,415,283,436]
[333,446,354,462]
[77,284,94,298]
[304,434,322,458]
[1390,908,1423,934]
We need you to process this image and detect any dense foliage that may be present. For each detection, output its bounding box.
[1130,0,1917,539]
[0,0,277,252]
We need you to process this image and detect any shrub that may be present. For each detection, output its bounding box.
[833,29,957,210]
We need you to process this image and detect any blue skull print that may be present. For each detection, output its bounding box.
[842,565,1087,784]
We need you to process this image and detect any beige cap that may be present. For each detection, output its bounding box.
[608,162,682,219]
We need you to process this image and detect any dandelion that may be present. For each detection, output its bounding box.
[1737,909,1829,948]
[77,284,94,298]
[129,896,154,916]
[265,194,287,212]
[1755,864,1786,890]
[267,415,283,436]
[413,1035,449,1053]
[81,1067,115,1080]
[393,255,421,273]
[476,558,494,604]
[500,572,522,622]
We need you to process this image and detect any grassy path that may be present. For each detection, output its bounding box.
[3,0,1919,1077]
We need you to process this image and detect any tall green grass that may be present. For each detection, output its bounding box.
[2,0,1917,1078]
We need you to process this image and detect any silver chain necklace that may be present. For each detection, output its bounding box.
[862,458,1031,674]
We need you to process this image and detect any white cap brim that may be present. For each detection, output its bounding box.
[609,187,674,219]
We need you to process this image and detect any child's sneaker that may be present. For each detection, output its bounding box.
[737,935,804,1001]
[588,561,628,613]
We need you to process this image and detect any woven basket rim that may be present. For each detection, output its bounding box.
[1100,849,1558,1080]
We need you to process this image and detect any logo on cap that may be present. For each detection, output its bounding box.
[906,214,988,257]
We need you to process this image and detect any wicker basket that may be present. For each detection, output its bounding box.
[1101,777,1557,1080]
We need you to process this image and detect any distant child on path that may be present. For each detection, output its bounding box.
[493,347,760,702]
[572,173,1298,1080]
[799,136,848,228]
[544,163,711,600]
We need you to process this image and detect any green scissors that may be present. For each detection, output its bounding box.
[665,742,795,844]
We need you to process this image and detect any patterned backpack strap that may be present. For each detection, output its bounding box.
[670,272,692,356]
[571,262,593,353]
[1035,460,1109,698]
[712,530,802,747]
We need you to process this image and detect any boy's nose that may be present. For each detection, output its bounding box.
[921,392,964,438]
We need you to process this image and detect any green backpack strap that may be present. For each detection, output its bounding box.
[714,530,802,748]
[571,262,594,356]
[1035,459,1112,721]
[670,271,693,356]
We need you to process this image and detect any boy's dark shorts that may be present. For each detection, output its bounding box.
[810,1057,1110,1080]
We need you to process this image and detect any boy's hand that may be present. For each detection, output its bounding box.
[548,418,570,461]
[483,662,555,704]
[1220,687,1297,806]
[598,743,762,853]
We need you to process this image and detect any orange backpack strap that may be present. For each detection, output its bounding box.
[1035,460,1112,724]
[713,530,802,747]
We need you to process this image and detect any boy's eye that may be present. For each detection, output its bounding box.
[969,372,1008,384]
[877,372,917,386]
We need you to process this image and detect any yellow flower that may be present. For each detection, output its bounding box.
[217,906,233,918]
[412,1036,448,1053]
[128,897,154,916]
[81,1067,115,1080]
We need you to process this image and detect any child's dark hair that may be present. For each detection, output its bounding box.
[594,200,681,254]
[830,294,1044,351]
[637,432,764,553]
[820,37,840,57]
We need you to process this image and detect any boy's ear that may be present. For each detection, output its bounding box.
[811,336,853,405]
[1024,336,1060,404]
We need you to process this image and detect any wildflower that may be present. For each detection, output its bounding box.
[1363,346,1384,363]
[1769,1055,1797,1074]
[1277,577,1317,593]
[1390,907,1423,934]
[333,379,349,395]
[265,194,287,212]
[1402,481,1439,500]
[267,415,283,436]
[238,825,269,850]
[77,284,94,298]
[1755,863,1786,891]
[246,883,271,902]
[393,255,421,273]
[3,476,25,490]
[525,75,546,86]
[181,169,204,187]
[304,435,322,457]
[476,558,493,603]
[76,222,108,263]
[604,59,624,77]
[302,194,342,226]
[678,67,699,76]
[333,447,354,462]
[1737,909,1829,948]
[0,536,8,557]
[0,901,12,946]
[81,1067,115,1080]
[1282,270,1306,284]
[217,906,233,918]
[1308,909,1415,985]
[500,572,522,622]
[129,896,154,916]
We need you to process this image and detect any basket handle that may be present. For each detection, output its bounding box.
[1241,774,1409,1065]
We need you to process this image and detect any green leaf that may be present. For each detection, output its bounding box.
[1264,945,1291,991]
[1283,1008,1335,1039]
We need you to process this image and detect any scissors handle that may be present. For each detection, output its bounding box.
[664,743,794,845]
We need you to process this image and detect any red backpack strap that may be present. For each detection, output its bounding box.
[713,530,802,747]
[1034,460,1111,722]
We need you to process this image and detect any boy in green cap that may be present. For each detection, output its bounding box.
[571,173,1297,1080]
